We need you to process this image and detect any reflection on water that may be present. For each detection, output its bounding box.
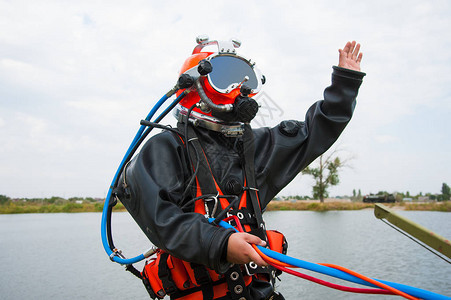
[0,210,449,299]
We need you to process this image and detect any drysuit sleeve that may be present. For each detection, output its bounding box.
[253,66,366,206]
[118,132,234,273]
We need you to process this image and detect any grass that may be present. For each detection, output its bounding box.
[0,201,126,214]
[265,201,451,212]
[0,200,449,214]
[266,201,375,212]
[403,201,451,212]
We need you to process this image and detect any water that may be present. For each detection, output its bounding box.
[264,210,451,299]
[0,210,449,299]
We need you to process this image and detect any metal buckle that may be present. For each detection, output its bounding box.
[244,261,268,276]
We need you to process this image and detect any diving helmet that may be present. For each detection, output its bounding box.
[174,35,265,135]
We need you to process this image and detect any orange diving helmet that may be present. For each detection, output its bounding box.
[174,35,265,135]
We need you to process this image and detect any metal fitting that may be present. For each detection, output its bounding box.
[234,285,243,294]
[230,271,239,281]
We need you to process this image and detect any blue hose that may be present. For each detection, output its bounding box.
[213,219,450,300]
[101,92,179,265]
[257,246,449,300]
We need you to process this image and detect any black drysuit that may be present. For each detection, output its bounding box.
[119,66,365,298]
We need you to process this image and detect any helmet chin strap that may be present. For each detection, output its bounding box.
[174,105,245,137]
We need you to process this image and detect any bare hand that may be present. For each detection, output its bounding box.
[226,232,267,266]
[338,41,363,72]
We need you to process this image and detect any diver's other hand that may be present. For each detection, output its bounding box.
[226,232,267,266]
[338,41,363,72]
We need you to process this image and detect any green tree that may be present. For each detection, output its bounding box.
[0,195,10,205]
[302,151,349,202]
[441,183,450,201]
[350,189,362,202]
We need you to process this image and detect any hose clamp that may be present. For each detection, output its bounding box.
[109,248,125,262]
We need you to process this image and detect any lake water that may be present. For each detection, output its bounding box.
[0,210,450,299]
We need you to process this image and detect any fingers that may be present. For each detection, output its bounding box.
[249,246,267,266]
[348,41,356,57]
[342,41,351,54]
[341,41,360,58]
[241,233,267,266]
[226,233,268,266]
[242,232,266,247]
[352,43,360,60]
[356,52,363,64]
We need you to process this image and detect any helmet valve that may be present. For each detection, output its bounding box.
[177,74,195,89]
[197,59,213,76]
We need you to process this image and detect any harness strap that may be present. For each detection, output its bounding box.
[158,253,178,295]
[169,278,227,299]
[142,268,158,300]
[191,263,214,300]
[126,263,143,279]
[225,265,252,300]
[227,207,257,227]
[178,122,219,212]
[242,124,265,230]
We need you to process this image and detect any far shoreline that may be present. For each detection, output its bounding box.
[265,200,451,212]
[0,200,450,214]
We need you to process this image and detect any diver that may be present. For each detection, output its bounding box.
[115,36,365,299]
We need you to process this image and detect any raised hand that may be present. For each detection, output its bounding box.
[338,41,363,72]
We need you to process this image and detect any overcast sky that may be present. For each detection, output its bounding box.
[1,0,450,199]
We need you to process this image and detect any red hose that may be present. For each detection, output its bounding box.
[320,263,419,300]
[266,259,394,295]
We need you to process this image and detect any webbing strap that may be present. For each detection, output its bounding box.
[158,253,178,295]
[141,269,158,299]
[242,124,265,229]
[178,122,218,196]
[170,278,227,299]
[227,208,257,227]
[225,265,251,300]
[126,264,143,279]
[191,262,214,300]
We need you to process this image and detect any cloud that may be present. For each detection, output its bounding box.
[0,0,450,198]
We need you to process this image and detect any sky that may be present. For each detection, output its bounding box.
[1,0,450,199]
